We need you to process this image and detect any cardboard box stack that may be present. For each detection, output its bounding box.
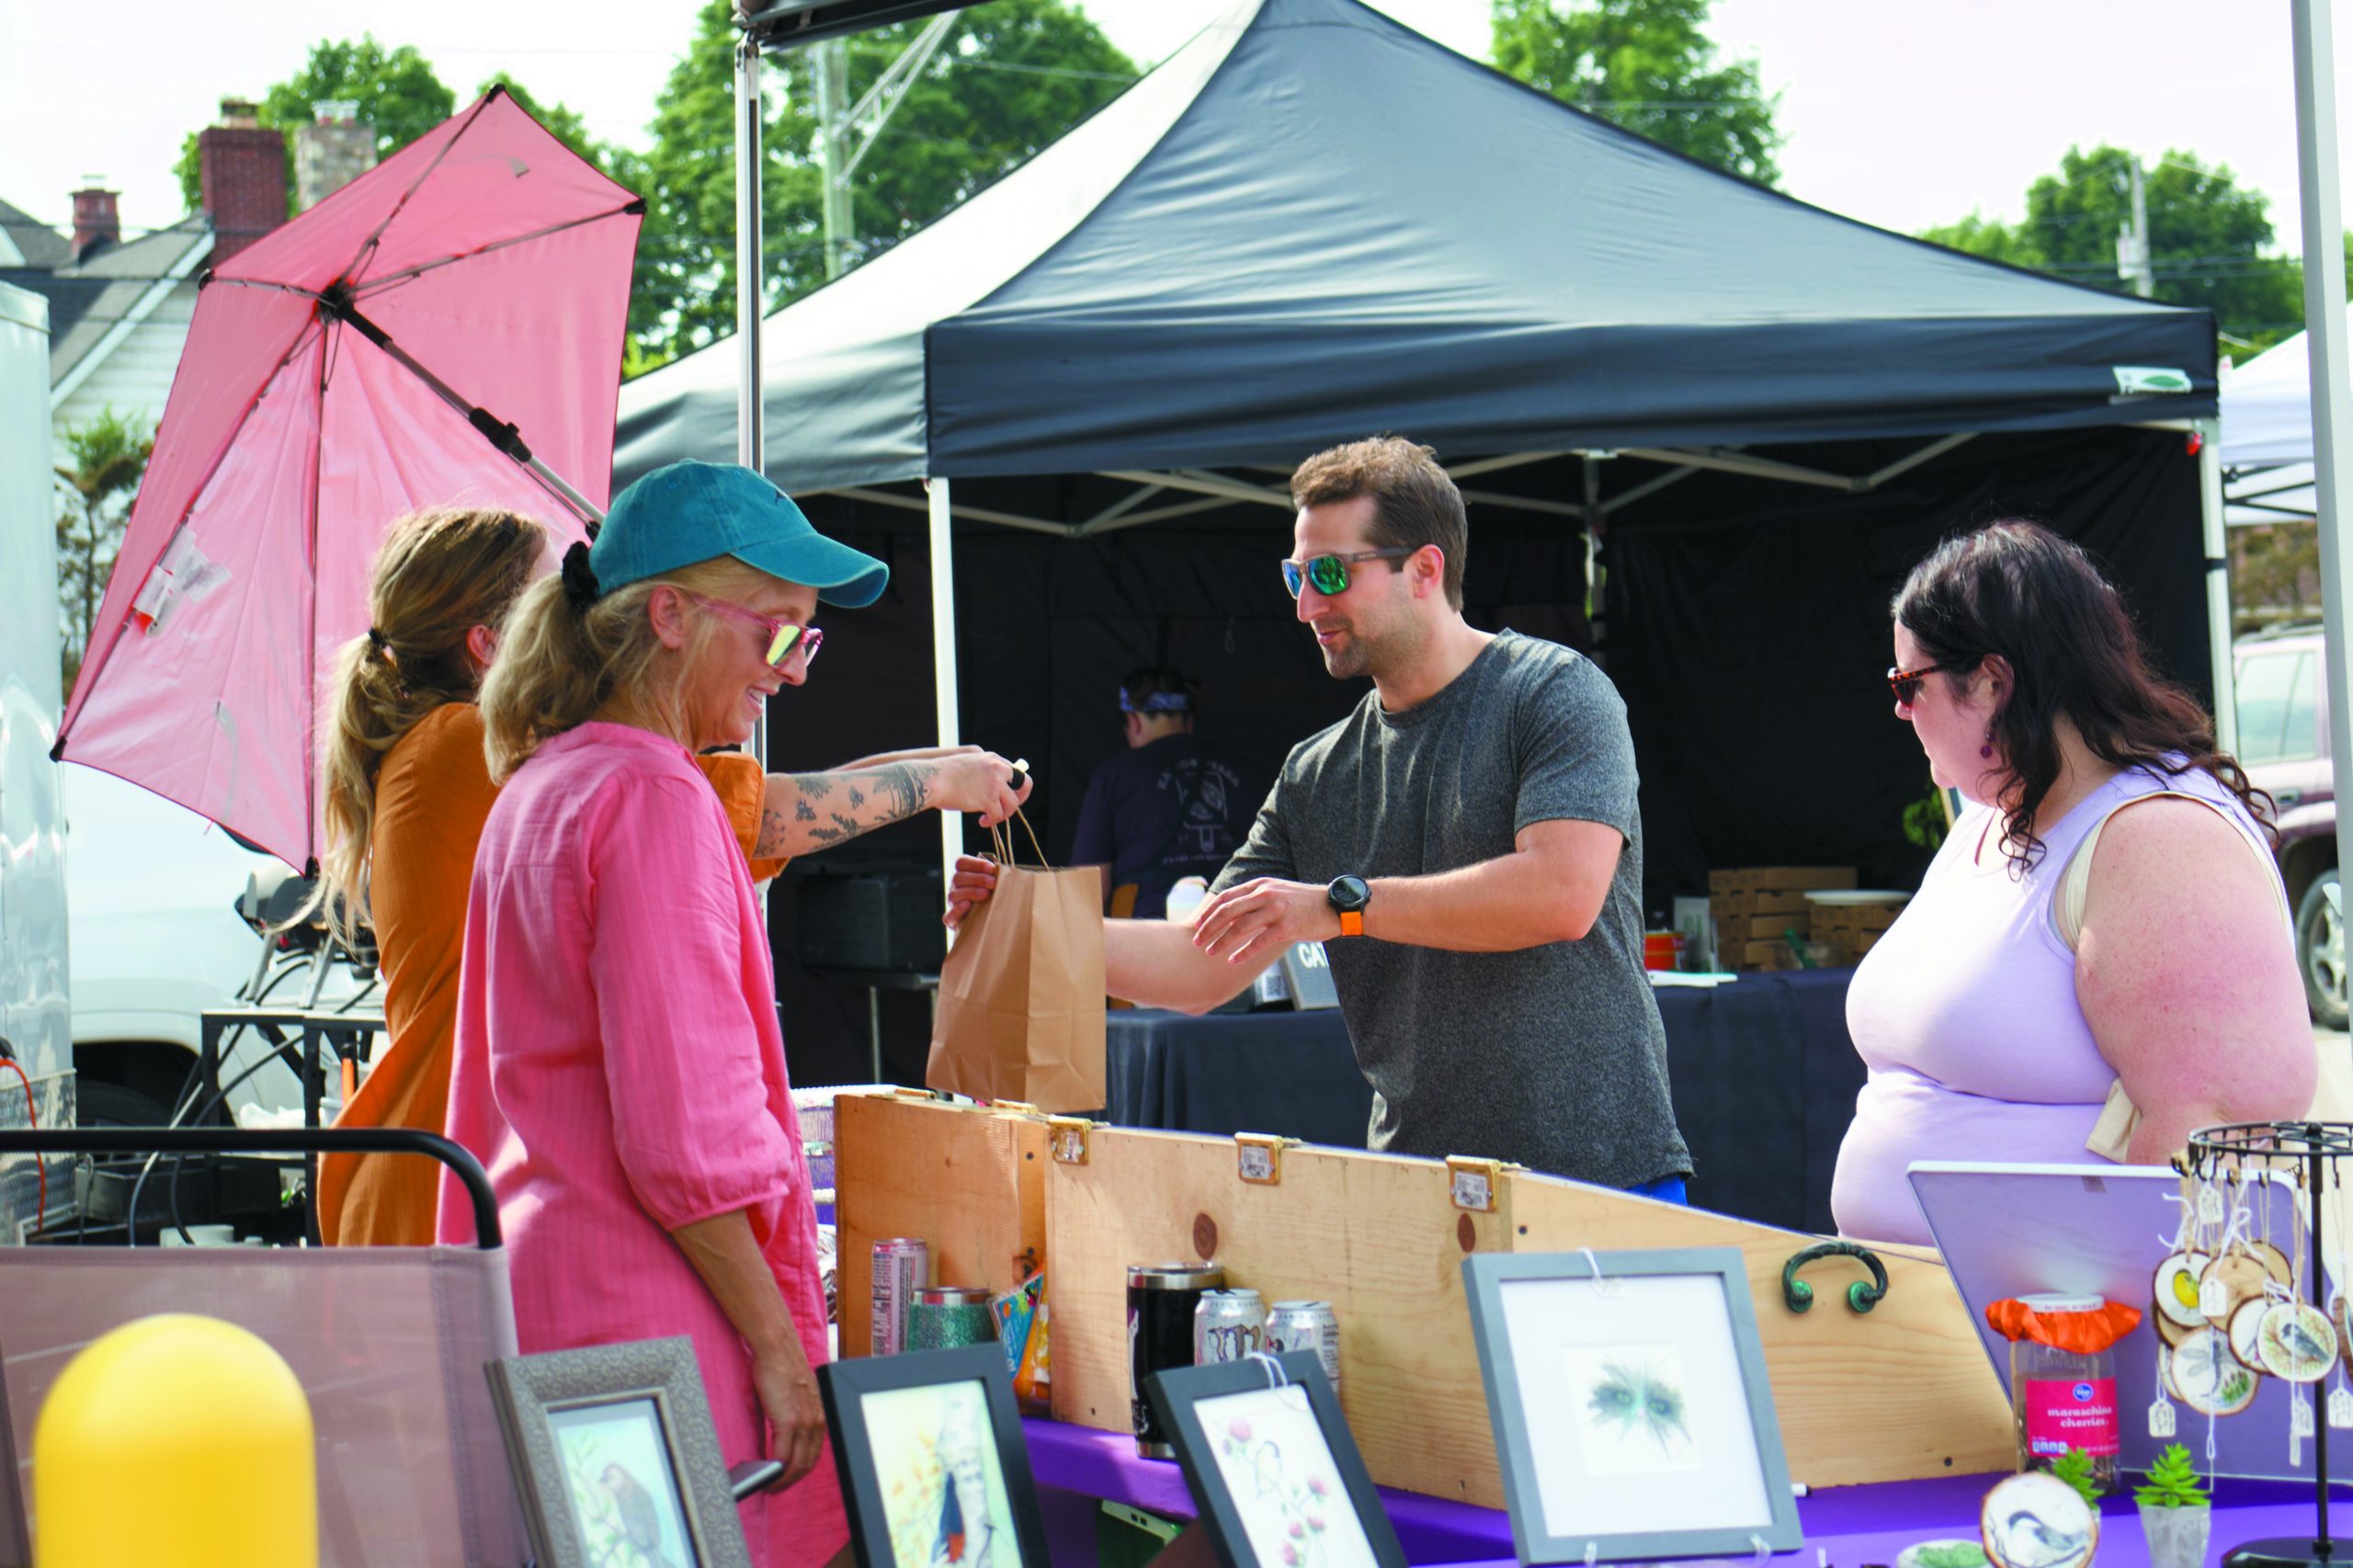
[1708,866,1856,971]
[1809,894,1909,964]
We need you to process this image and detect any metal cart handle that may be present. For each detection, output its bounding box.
[0,1127,501,1250]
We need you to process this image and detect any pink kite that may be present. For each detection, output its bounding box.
[57,87,641,869]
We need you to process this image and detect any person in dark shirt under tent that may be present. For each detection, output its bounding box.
[1070,667,1261,920]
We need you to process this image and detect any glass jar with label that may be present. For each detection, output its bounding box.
[2006,1291,2120,1493]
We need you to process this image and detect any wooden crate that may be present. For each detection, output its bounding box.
[1045,1128,1513,1505]
[1043,1126,2012,1505]
[835,1093,1049,1358]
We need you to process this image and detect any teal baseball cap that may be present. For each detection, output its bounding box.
[590,460,888,608]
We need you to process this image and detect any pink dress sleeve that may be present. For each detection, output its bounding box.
[586,772,798,1231]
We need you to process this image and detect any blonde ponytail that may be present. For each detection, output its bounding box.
[310,507,547,945]
[481,550,771,783]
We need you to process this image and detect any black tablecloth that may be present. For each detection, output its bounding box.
[1103,967,1866,1233]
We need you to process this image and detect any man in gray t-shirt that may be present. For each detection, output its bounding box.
[948,437,1690,1192]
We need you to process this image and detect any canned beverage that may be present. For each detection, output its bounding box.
[1265,1301,1341,1395]
[1193,1288,1267,1366]
[908,1286,998,1352]
[1129,1262,1223,1457]
[870,1238,929,1356]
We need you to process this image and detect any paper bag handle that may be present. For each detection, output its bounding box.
[988,807,1051,869]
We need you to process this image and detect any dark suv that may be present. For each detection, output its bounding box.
[2234,626,2342,1028]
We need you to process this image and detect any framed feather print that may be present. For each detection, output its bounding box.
[1461,1248,1802,1564]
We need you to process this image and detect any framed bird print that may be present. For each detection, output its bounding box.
[487,1335,751,1568]
[1461,1248,1802,1565]
[817,1343,1050,1568]
[1145,1350,1405,1568]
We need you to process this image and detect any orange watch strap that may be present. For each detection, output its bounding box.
[1338,909,1363,937]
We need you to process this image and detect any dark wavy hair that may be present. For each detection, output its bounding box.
[1894,518,2270,871]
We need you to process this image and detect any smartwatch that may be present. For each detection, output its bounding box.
[1326,874,1370,937]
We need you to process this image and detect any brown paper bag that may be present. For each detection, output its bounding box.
[926,813,1108,1111]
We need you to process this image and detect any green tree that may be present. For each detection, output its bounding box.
[1920,146,2305,351]
[174,37,460,216]
[1490,0,1780,186]
[54,408,154,697]
[623,0,1136,369]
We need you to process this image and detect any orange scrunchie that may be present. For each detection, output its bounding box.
[1986,1297,2143,1355]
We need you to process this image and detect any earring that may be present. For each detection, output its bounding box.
[1980,728,1994,761]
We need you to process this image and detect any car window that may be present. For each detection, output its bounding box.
[2235,651,2302,765]
[2282,650,2321,762]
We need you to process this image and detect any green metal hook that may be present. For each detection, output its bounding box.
[1781,1240,1889,1314]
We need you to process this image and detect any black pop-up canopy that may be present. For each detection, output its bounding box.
[618,0,2222,1050]
[619,0,2211,487]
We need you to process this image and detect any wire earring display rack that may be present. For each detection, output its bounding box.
[2185,1121,2353,1568]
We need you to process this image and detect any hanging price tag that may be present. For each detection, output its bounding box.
[2296,1393,2317,1437]
[2200,1270,2232,1318]
[2200,1186,2228,1226]
[2149,1397,2177,1438]
[2328,1387,2353,1428]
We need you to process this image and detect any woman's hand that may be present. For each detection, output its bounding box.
[945,854,1000,928]
[752,1337,829,1488]
[927,750,1032,827]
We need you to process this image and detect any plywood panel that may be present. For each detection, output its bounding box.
[1506,1174,2014,1487]
[1045,1128,1516,1507]
[835,1095,1047,1358]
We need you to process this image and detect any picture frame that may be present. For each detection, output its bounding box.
[818,1342,1051,1568]
[486,1335,752,1568]
[1461,1248,1802,1565]
[1145,1349,1407,1568]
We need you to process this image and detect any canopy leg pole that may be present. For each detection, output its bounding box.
[2292,0,2353,893]
[2197,416,2237,756]
[929,476,962,937]
[735,33,767,767]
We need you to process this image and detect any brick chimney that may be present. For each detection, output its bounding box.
[294,101,377,212]
[70,183,119,258]
[197,98,287,266]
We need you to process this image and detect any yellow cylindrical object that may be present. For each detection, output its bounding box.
[34,1312,315,1568]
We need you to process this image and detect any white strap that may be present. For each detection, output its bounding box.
[2052,789,2290,951]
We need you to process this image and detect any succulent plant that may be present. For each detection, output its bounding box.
[2049,1448,2103,1507]
[2133,1444,2210,1510]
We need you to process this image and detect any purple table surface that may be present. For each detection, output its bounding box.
[1024,1418,2341,1568]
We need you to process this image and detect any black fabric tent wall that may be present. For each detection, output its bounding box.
[763,426,2203,1085]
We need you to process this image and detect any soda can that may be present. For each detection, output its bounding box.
[1265,1300,1341,1396]
[1192,1288,1267,1366]
[870,1238,929,1355]
[1131,1263,1223,1457]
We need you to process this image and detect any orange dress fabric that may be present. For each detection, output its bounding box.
[319,702,785,1246]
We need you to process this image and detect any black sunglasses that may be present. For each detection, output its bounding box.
[1280,547,1420,598]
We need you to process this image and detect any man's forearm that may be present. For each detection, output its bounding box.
[1107,918,1258,1014]
[1363,851,1603,951]
[756,762,937,858]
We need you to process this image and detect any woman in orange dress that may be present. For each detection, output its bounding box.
[314,506,1027,1245]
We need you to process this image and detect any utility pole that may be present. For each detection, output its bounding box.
[815,39,853,281]
[2116,153,2155,298]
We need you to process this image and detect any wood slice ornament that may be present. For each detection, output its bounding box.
[2201,1252,2271,1329]
[2154,1252,2211,1330]
[2249,1238,2294,1288]
[2256,1301,2339,1383]
[1981,1471,2097,1568]
[2169,1326,2261,1415]
[2154,1296,2196,1349]
[2228,1296,2273,1372]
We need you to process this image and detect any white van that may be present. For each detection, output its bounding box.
[0,280,74,1236]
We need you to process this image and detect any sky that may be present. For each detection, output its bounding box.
[2,0,2348,264]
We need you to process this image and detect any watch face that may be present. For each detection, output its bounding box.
[1328,874,1369,912]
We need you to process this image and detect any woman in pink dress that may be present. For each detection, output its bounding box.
[437,461,997,1568]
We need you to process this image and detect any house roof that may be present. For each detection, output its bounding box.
[0,204,212,391]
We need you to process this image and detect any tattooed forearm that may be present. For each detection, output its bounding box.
[754,760,944,858]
